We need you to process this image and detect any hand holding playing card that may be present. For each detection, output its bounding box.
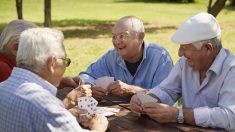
[77,97,98,118]
[107,80,134,96]
[130,94,142,116]
[136,92,159,107]
[63,84,92,109]
[91,86,107,101]
[95,76,114,90]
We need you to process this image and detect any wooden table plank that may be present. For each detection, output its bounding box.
[99,99,226,132]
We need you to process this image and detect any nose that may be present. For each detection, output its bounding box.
[178,46,184,57]
[113,38,121,46]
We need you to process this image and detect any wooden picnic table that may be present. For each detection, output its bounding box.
[98,98,226,132]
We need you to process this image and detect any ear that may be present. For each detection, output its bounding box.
[203,43,213,51]
[47,56,56,74]
[202,43,214,56]
[138,32,145,40]
[10,42,18,57]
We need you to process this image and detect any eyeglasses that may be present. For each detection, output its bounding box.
[112,32,130,41]
[57,58,71,67]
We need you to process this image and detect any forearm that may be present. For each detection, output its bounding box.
[127,85,148,95]
[193,106,235,130]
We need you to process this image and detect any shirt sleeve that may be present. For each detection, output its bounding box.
[149,59,183,105]
[194,67,235,131]
[79,51,113,85]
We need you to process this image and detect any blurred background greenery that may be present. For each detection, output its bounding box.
[0,0,234,77]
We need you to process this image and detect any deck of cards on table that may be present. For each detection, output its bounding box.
[136,92,159,107]
[95,76,114,90]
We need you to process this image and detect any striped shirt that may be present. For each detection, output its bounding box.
[0,67,89,132]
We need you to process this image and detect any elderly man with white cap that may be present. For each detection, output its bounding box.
[130,12,235,130]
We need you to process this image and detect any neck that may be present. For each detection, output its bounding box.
[199,48,220,83]
[125,43,144,63]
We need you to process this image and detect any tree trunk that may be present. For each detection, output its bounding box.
[16,0,23,19]
[44,0,52,27]
[231,0,235,6]
[207,0,227,17]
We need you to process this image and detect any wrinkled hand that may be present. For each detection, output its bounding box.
[68,107,89,123]
[89,114,108,132]
[58,76,84,89]
[143,102,178,123]
[63,84,92,109]
[107,80,134,96]
[92,86,107,101]
[130,94,142,117]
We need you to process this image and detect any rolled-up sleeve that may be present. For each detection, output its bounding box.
[194,67,235,131]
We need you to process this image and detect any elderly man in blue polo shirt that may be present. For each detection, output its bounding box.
[130,13,235,131]
[78,16,173,101]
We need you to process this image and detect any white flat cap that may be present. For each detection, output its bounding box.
[171,12,221,44]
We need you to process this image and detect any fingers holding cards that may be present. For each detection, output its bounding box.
[95,76,114,90]
[136,92,159,107]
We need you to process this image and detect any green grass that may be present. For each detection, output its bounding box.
[0,0,235,76]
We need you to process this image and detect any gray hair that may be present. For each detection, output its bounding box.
[17,28,65,73]
[119,16,145,34]
[0,20,37,50]
[192,36,222,50]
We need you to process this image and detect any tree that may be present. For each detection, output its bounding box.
[16,0,23,19]
[44,0,52,27]
[231,0,235,6]
[207,0,227,17]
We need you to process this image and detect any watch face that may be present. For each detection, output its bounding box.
[178,108,184,124]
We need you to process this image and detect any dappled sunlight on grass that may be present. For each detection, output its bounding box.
[0,0,235,77]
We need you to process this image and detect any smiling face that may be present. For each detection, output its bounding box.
[178,44,208,71]
[112,18,144,63]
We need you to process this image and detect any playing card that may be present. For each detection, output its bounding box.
[95,76,114,90]
[95,107,120,117]
[77,97,98,117]
[136,92,159,107]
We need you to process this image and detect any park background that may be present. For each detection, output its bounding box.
[0,0,234,77]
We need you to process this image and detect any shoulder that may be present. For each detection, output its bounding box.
[0,61,12,81]
[146,43,170,56]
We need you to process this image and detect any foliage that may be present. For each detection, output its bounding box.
[0,0,234,77]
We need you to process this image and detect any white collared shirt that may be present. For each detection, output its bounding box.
[150,48,235,131]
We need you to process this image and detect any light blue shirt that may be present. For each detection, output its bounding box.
[0,67,89,132]
[150,48,235,131]
[80,42,173,89]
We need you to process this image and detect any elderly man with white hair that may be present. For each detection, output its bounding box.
[0,28,108,132]
[130,13,235,131]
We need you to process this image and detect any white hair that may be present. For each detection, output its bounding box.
[192,36,222,50]
[119,16,145,34]
[0,20,37,50]
[17,28,65,73]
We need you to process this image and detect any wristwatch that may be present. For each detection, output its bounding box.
[177,108,184,124]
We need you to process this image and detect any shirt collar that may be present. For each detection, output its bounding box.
[11,67,57,96]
